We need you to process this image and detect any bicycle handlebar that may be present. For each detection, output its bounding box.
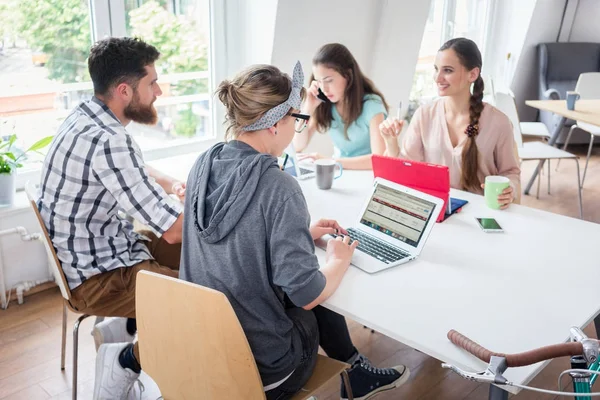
[448,329,587,367]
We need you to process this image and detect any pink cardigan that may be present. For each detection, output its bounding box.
[401,98,521,195]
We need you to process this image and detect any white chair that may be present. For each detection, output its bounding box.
[504,89,550,140]
[559,72,600,187]
[520,121,551,139]
[494,92,583,218]
[25,182,92,400]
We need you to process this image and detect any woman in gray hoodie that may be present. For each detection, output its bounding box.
[179,61,409,400]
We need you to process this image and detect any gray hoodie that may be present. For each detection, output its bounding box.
[179,140,326,386]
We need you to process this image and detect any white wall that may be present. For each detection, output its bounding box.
[485,0,538,94]
[510,0,566,122]
[0,204,52,303]
[569,0,600,42]
[240,0,279,66]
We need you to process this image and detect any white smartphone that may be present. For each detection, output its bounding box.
[475,217,504,233]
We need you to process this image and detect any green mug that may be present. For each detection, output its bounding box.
[484,176,510,209]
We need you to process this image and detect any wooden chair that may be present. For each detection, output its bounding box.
[25,182,92,400]
[136,270,353,399]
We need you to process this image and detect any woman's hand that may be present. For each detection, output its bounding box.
[303,80,323,115]
[378,117,405,143]
[297,152,326,162]
[481,183,514,210]
[310,218,347,240]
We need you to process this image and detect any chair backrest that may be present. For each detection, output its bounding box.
[575,72,600,99]
[493,91,524,148]
[538,43,600,98]
[24,182,71,301]
[136,270,265,400]
[483,74,496,105]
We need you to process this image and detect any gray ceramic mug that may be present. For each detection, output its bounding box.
[315,159,343,190]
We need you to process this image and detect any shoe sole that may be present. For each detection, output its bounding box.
[344,367,411,400]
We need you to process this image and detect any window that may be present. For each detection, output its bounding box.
[409,0,494,113]
[0,0,218,188]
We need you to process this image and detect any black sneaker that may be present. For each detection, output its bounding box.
[341,354,410,400]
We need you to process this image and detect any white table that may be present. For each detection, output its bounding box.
[298,171,600,395]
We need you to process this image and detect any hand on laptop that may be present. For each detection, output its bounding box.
[310,218,347,240]
[326,235,359,265]
[297,152,324,163]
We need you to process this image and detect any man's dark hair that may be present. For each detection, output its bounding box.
[88,37,160,96]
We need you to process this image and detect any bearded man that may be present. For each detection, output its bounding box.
[38,37,184,399]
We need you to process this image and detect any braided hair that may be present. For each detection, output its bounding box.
[439,38,484,192]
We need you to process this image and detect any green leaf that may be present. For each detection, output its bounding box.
[8,134,16,147]
[4,152,16,161]
[25,135,54,152]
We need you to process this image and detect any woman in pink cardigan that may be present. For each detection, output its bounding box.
[380,38,520,209]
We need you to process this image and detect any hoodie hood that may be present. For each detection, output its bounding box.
[190,141,278,244]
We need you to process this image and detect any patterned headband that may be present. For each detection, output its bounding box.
[241,61,304,131]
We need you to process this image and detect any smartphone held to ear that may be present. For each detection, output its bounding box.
[317,88,331,103]
[475,217,504,233]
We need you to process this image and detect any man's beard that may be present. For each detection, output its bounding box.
[124,91,158,125]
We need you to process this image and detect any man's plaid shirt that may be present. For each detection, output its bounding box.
[38,97,182,289]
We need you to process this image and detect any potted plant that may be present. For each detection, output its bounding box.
[0,133,53,207]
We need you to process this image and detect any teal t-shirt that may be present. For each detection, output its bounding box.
[328,94,387,158]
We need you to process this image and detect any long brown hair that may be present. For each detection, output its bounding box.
[310,43,389,140]
[215,65,304,140]
[439,38,485,192]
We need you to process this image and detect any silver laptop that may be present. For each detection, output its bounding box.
[318,178,444,274]
[280,143,315,180]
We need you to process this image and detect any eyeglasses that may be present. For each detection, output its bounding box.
[289,112,310,133]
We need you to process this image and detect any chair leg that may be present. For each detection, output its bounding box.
[61,302,67,371]
[536,167,541,200]
[574,159,583,219]
[581,134,594,188]
[556,125,577,171]
[341,369,354,400]
[547,159,551,195]
[73,314,90,400]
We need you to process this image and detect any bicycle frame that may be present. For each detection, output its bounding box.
[444,326,600,400]
[569,355,600,399]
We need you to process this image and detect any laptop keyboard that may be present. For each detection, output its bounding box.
[331,228,409,264]
[299,167,314,175]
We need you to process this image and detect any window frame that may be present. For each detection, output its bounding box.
[410,0,496,103]
[12,0,230,189]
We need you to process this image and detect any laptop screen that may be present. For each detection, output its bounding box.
[359,184,437,248]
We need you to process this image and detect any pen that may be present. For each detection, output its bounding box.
[281,153,289,171]
[396,101,402,120]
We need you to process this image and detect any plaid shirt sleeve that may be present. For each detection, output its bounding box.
[92,132,182,236]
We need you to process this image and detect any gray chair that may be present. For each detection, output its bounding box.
[537,42,600,140]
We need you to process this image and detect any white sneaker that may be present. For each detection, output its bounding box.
[134,371,162,400]
[94,343,141,400]
[92,317,135,351]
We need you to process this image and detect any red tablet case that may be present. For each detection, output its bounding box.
[371,155,450,222]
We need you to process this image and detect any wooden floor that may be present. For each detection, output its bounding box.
[0,144,598,400]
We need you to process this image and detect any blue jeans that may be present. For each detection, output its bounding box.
[265,306,356,400]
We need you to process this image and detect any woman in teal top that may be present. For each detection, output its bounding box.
[294,43,389,170]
